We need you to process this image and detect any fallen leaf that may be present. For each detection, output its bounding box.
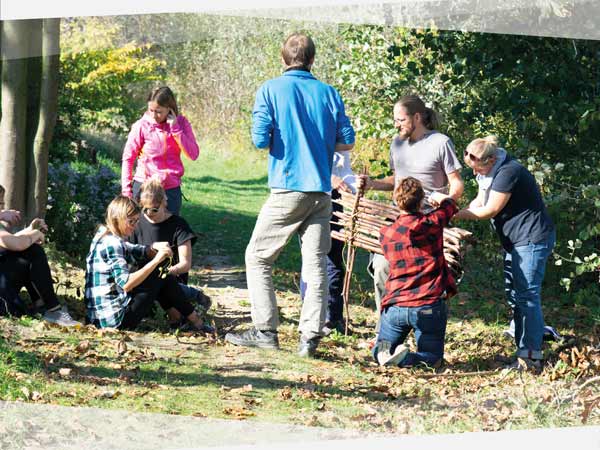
[279,387,292,400]
[59,368,72,377]
[223,406,255,419]
[116,340,128,355]
[75,340,90,353]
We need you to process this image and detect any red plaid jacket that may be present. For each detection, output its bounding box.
[379,198,458,309]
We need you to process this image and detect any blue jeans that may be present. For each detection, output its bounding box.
[504,231,556,360]
[373,299,447,367]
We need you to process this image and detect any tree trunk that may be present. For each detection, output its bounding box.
[25,20,43,220]
[28,19,60,220]
[0,20,31,214]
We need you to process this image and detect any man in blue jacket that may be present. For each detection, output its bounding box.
[225,33,355,357]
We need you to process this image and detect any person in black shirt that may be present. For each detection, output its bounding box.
[131,179,212,318]
[454,136,555,369]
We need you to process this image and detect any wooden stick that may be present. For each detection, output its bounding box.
[341,173,367,335]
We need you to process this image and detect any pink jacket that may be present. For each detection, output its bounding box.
[121,112,200,196]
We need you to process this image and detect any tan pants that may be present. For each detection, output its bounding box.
[245,191,331,339]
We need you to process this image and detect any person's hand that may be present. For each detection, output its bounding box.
[167,110,177,128]
[357,174,369,191]
[0,209,21,227]
[30,218,48,234]
[34,230,45,245]
[428,192,450,207]
[331,175,351,193]
[154,246,173,263]
[356,174,371,191]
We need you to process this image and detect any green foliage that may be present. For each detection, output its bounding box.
[46,161,120,257]
[332,25,600,292]
[57,17,165,143]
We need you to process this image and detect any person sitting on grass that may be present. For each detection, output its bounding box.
[0,184,80,326]
[373,177,458,368]
[84,195,206,331]
[130,178,212,325]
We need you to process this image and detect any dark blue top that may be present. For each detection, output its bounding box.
[251,70,355,192]
[491,157,555,251]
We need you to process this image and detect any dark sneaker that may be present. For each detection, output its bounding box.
[225,328,279,349]
[543,326,562,342]
[175,320,215,334]
[503,322,562,342]
[322,320,347,336]
[504,357,543,373]
[298,335,321,358]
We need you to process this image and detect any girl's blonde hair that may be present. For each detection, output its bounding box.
[465,135,499,165]
[138,178,166,207]
[104,195,140,238]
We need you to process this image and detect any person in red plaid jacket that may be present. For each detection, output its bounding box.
[373,177,458,368]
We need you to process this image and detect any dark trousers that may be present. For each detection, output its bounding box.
[299,190,344,324]
[119,271,194,330]
[0,245,60,314]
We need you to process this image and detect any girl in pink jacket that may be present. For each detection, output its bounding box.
[121,86,199,215]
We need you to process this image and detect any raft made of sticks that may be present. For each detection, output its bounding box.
[332,192,474,282]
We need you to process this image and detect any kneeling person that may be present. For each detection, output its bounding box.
[374,177,458,368]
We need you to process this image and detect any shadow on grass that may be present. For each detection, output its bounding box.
[58,360,395,404]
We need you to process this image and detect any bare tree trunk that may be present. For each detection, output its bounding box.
[28,19,59,219]
[0,20,31,213]
[25,20,43,221]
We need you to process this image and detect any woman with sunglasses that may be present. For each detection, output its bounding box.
[454,136,555,369]
[130,178,212,317]
[85,195,207,331]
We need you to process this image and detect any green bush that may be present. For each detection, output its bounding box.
[46,161,120,258]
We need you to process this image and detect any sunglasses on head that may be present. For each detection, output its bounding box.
[143,207,160,215]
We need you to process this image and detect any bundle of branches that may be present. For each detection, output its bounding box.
[331,192,475,282]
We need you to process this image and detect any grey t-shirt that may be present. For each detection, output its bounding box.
[390,130,462,196]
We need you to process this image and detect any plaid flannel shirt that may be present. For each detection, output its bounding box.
[85,227,148,328]
[380,198,458,309]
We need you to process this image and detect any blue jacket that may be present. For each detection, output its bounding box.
[252,70,355,192]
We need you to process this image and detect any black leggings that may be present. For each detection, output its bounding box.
[119,271,195,330]
[0,244,60,313]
